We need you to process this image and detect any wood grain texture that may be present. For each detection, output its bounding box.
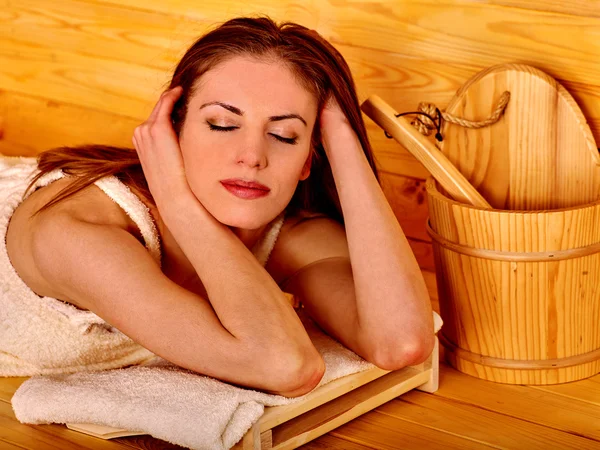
[0,401,134,450]
[427,177,600,384]
[531,377,600,408]
[481,0,600,18]
[0,90,139,156]
[328,412,495,449]
[439,63,600,210]
[434,364,600,442]
[266,368,432,449]
[383,390,599,449]
[300,434,373,449]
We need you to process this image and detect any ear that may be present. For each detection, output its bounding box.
[299,152,312,181]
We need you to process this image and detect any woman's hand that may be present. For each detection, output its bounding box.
[319,95,363,160]
[132,86,196,211]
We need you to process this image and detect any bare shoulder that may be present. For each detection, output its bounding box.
[6,177,144,305]
[266,209,350,286]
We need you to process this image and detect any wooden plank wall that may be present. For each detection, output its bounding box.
[1,0,599,271]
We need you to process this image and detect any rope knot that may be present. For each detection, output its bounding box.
[386,91,511,142]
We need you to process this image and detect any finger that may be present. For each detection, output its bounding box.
[155,86,183,125]
[323,95,342,113]
[147,92,166,124]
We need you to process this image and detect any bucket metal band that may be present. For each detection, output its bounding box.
[439,332,600,369]
[426,219,600,262]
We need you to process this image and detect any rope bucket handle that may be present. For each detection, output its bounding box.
[384,91,511,144]
[384,90,600,165]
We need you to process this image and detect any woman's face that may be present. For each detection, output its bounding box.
[178,56,318,230]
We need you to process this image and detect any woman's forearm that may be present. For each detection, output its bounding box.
[159,200,314,352]
[323,124,434,354]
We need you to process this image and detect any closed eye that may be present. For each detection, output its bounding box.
[269,133,298,145]
[207,122,238,132]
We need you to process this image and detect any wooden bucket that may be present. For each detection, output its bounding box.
[426,177,600,384]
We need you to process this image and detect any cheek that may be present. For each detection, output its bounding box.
[275,153,311,192]
[179,128,218,167]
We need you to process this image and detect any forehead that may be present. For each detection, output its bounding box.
[190,56,318,120]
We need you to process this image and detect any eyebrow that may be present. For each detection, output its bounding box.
[200,101,307,126]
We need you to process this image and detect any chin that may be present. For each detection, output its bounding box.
[206,201,283,230]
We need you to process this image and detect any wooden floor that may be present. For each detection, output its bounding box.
[2,271,600,450]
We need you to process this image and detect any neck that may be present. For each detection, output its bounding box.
[227,224,268,251]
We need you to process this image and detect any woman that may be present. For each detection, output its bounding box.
[1,17,434,397]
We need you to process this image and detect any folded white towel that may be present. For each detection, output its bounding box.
[12,310,443,450]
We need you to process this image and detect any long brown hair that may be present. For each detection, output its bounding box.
[27,16,379,225]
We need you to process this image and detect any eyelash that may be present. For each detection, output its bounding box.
[207,122,298,145]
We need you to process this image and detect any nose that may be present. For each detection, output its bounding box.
[236,134,268,169]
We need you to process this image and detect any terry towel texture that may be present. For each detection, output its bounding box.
[0,156,160,376]
[12,310,443,450]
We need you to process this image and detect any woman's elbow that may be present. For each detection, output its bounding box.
[368,334,435,370]
[268,351,326,398]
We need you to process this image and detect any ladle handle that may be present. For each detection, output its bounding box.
[361,95,492,209]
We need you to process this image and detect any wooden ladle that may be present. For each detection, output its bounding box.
[361,95,491,209]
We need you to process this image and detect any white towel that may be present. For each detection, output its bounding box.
[0,156,160,376]
[12,310,443,450]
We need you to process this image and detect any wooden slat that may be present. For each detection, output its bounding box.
[322,1,600,82]
[530,375,600,408]
[0,90,139,156]
[300,434,374,449]
[434,363,600,441]
[258,366,393,432]
[0,0,303,71]
[86,0,320,24]
[0,0,196,70]
[328,411,496,449]
[422,269,438,301]
[380,389,600,449]
[0,441,26,449]
[0,378,27,404]
[269,368,431,449]
[0,400,134,450]
[0,36,164,121]
[482,0,600,18]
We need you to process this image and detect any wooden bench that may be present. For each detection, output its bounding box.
[47,338,440,449]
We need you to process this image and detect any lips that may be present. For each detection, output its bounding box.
[220,179,270,200]
[220,179,270,191]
